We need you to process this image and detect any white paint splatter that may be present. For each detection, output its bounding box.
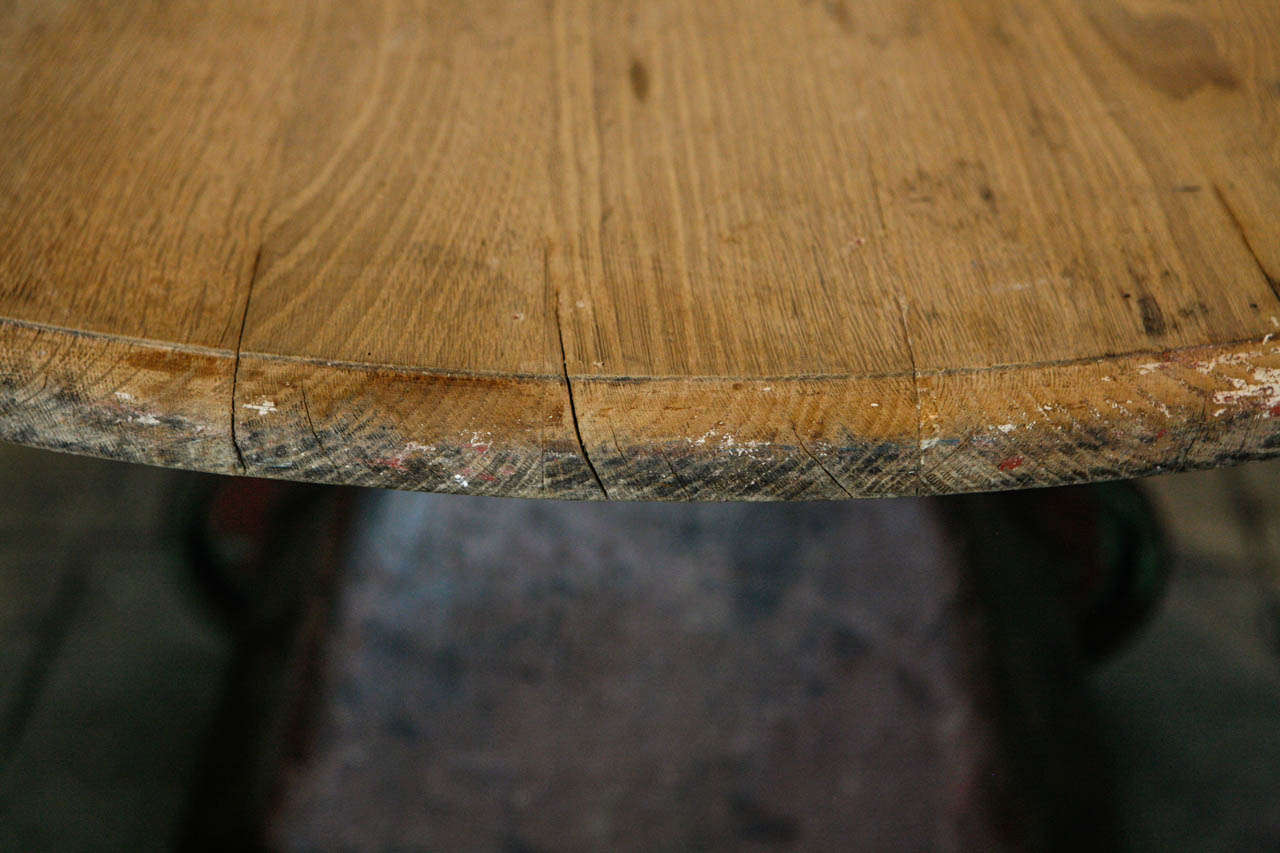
[921,437,945,450]
[1212,366,1280,409]
[452,473,470,487]
[243,399,276,415]
[132,414,161,426]
[995,423,1017,433]
[691,428,719,446]
[114,391,136,402]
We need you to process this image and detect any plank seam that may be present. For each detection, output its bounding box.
[0,316,233,358]
[170,336,1280,382]
[3,320,1251,386]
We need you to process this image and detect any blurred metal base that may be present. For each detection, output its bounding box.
[171,477,1167,851]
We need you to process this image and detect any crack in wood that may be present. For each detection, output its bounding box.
[547,247,608,499]
[1213,182,1280,302]
[228,245,263,473]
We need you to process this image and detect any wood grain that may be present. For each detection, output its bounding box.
[1,0,1278,498]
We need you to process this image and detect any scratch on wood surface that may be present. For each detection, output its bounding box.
[794,429,854,499]
[656,446,695,501]
[1177,397,1208,472]
[864,143,887,233]
[300,385,340,473]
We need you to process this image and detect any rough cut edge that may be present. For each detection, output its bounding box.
[0,319,239,475]
[918,338,1280,495]
[3,317,1279,499]
[230,355,604,500]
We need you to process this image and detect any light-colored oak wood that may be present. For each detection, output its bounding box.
[1,0,1278,499]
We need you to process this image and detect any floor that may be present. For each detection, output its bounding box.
[0,441,1277,850]
[0,449,227,850]
[1091,464,1280,852]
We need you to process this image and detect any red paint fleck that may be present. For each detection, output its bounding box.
[373,457,407,471]
[1155,428,1168,439]
[470,443,490,454]
[997,455,1024,471]
[479,473,497,483]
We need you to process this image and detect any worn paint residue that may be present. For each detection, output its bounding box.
[1212,366,1280,410]
[371,441,437,472]
[1138,346,1280,415]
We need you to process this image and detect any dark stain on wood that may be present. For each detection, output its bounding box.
[822,0,854,34]
[628,59,649,102]
[123,348,224,377]
[1137,295,1166,336]
[1086,3,1238,99]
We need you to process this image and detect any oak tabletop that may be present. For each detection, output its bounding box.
[1,0,1277,499]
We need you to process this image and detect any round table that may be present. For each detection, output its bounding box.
[2,0,1277,499]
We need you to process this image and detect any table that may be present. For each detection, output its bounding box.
[1,0,1277,500]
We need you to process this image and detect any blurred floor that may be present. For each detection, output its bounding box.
[1091,466,1280,852]
[0,451,225,850]
[0,441,1276,850]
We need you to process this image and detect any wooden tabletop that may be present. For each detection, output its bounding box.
[1,1,1277,500]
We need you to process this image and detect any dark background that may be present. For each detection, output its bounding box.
[0,441,1277,850]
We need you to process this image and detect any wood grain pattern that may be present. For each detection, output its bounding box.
[1,0,1278,498]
